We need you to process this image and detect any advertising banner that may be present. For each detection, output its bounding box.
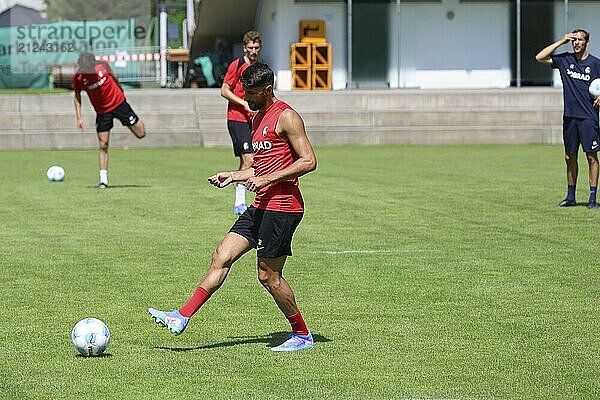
[0,19,136,88]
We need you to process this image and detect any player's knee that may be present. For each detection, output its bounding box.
[257,270,279,291]
[257,270,269,287]
[132,123,145,139]
[211,247,233,268]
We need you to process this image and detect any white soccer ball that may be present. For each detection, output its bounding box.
[46,165,65,181]
[589,78,600,98]
[71,318,111,356]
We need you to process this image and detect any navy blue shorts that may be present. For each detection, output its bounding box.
[227,120,253,156]
[563,117,600,154]
[96,100,139,133]
[230,206,303,258]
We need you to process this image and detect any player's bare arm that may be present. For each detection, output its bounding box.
[73,92,84,131]
[221,82,252,113]
[208,168,255,188]
[245,109,317,193]
[536,34,573,65]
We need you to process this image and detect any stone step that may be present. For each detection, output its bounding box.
[307,125,562,145]
[1,108,561,132]
[1,88,562,114]
[0,124,562,149]
[299,109,563,127]
[0,129,218,149]
[279,88,563,110]
[0,112,200,131]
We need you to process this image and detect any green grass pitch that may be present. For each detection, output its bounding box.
[0,144,599,399]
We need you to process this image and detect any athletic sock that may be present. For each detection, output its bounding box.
[589,186,597,203]
[235,183,246,206]
[286,310,309,336]
[567,185,576,201]
[99,169,108,185]
[178,286,211,318]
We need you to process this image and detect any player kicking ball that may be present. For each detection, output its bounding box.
[149,62,317,352]
[73,52,146,188]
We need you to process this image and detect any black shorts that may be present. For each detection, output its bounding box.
[96,100,139,133]
[230,206,303,258]
[563,116,600,154]
[227,120,253,156]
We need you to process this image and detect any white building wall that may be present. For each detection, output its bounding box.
[391,0,510,89]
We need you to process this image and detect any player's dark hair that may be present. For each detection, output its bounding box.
[572,28,590,42]
[77,52,98,74]
[241,62,274,89]
[243,30,261,45]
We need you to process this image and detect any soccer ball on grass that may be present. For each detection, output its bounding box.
[71,318,111,356]
[46,165,65,182]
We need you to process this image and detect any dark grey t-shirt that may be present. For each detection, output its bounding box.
[552,52,600,121]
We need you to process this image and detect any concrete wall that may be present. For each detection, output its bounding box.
[0,87,564,150]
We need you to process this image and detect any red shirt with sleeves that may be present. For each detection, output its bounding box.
[223,57,253,123]
[73,61,125,114]
[251,100,304,213]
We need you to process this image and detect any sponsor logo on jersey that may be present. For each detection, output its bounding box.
[567,68,591,81]
[253,141,272,151]
[86,76,107,90]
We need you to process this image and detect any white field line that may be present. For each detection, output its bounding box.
[314,249,441,255]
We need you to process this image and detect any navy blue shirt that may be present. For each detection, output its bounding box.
[552,52,600,121]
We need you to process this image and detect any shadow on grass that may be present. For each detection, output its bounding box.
[91,184,150,189]
[155,332,332,352]
[75,352,113,358]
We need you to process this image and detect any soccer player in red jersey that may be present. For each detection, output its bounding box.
[149,62,318,352]
[73,52,146,188]
[220,31,262,215]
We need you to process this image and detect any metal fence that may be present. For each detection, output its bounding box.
[49,46,185,89]
[94,46,164,84]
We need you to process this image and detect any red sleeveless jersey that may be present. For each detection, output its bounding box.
[251,100,304,212]
[73,61,125,114]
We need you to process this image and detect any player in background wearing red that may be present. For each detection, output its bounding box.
[149,62,318,352]
[73,52,146,188]
[220,31,262,215]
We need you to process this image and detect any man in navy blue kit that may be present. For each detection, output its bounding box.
[536,29,600,209]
